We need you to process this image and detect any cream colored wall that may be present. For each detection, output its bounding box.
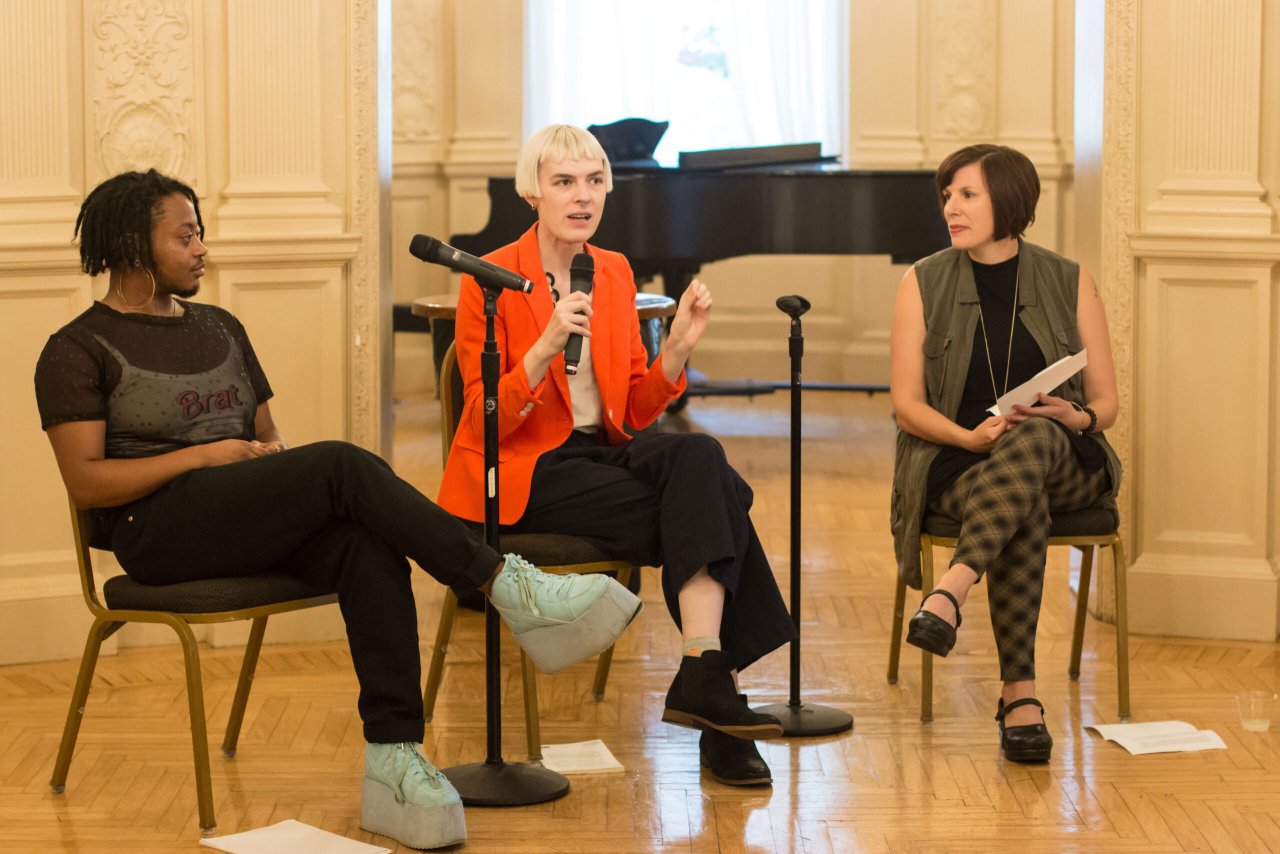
[0,0,388,663]
[1077,0,1280,641]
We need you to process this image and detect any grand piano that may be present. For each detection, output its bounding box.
[450,144,949,299]
[437,143,950,398]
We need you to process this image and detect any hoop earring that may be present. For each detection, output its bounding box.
[117,267,156,309]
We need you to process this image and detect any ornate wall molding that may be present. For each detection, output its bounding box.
[392,0,444,154]
[347,0,390,453]
[1091,0,1139,621]
[90,0,197,184]
[927,0,997,141]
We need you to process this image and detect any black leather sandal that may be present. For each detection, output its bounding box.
[905,588,962,657]
[996,697,1053,763]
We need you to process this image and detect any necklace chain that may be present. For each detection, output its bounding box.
[976,264,1019,402]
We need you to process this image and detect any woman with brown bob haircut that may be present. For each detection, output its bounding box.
[888,144,1122,763]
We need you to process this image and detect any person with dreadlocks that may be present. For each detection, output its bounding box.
[34,169,642,850]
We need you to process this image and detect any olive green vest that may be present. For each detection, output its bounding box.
[889,241,1122,588]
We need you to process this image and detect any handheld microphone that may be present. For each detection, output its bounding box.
[563,252,594,375]
[408,234,534,294]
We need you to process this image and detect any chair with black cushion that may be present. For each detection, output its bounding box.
[422,341,636,760]
[50,504,338,836]
[887,508,1130,724]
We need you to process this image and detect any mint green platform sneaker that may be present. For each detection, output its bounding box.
[489,554,642,673]
[361,743,466,850]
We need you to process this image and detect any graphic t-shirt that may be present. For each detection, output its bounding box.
[34,301,273,540]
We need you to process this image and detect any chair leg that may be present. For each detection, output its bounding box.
[169,617,217,835]
[1069,546,1096,680]
[423,592,459,723]
[887,575,907,684]
[222,616,269,758]
[591,566,633,701]
[50,618,121,793]
[920,537,934,725]
[521,650,542,761]
[1112,537,1131,721]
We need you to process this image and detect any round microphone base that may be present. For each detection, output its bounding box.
[442,760,570,806]
[754,702,854,738]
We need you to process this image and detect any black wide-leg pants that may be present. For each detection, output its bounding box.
[511,430,795,672]
[109,440,502,744]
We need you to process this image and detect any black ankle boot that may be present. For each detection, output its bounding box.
[996,697,1053,763]
[663,651,783,740]
[700,724,772,786]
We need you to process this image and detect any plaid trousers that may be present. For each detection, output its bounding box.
[928,418,1110,681]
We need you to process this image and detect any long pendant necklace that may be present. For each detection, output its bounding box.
[977,265,1020,401]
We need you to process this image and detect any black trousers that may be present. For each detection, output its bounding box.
[110,441,501,744]
[511,430,795,672]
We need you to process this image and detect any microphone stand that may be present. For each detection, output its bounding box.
[442,282,570,805]
[755,295,854,737]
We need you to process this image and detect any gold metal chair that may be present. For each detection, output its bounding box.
[50,504,339,836]
[887,508,1130,723]
[422,341,635,760]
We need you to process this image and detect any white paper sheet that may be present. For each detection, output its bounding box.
[200,819,391,854]
[538,739,625,774]
[1085,720,1227,755]
[988,349,1088,416]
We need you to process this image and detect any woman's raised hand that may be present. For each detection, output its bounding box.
[666,279,713,359]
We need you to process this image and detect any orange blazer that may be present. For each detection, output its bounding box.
[437,225,687,524]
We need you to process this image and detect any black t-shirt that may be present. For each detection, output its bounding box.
[926,256,1045,499]
[35,301,274,542]
[926,255,1106,501]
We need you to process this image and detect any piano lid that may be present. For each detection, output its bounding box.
[584,118,836,173]
[675,141,826,170]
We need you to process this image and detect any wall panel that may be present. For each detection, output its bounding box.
[0,0,385,663]
[221,267,347,446]
[0,0,82,244]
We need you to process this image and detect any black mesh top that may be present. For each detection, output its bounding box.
[34,301,273,457]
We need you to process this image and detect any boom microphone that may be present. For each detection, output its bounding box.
[563,252,594,375]
[408,234,534,294]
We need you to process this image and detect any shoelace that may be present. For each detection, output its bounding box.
[390,743,444,801]
[504,554,572,617]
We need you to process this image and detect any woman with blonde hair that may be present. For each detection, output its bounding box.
[438,124,796,786]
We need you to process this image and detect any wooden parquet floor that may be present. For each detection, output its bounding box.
[2,393,1279,853]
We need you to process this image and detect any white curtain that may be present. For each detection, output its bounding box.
[524,0,848,164]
